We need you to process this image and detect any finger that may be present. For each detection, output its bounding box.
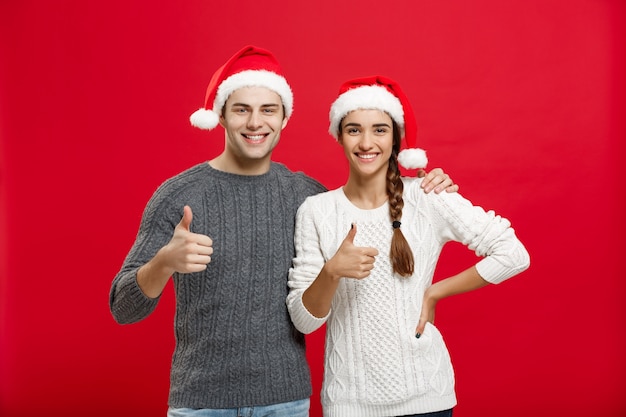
[193,243,213,256]
[445,184,460,194]
[184,263,209,273]
[424,173,449,194]
[415,317,427,338]
[434,177,453,194]
[362,247,379,258]
[420,170,439,192]
[345,223,357,243]
[178,205,193,231]
[429,168,444,176]
[354,271,372,280]
[424,168,443,182]
[195,235,213,248]
[188,254,212,265]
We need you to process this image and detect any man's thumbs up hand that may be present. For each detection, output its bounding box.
[160,205,213,274]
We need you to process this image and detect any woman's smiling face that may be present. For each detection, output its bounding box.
[339,109,394,179]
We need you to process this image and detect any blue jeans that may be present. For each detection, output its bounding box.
[166,398,310,417]
[401,409,453,417]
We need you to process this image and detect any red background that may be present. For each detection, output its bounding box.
[1,1,625,416]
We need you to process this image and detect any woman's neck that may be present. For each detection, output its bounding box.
[342,175,388,210]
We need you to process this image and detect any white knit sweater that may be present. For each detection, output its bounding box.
[287,177,530,417]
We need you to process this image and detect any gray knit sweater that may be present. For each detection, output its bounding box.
[109,162,327,409]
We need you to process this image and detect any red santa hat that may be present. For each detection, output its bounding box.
[190,45,293,130]
[328,75,427,169]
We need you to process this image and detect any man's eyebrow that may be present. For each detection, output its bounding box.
[230,103,281,108]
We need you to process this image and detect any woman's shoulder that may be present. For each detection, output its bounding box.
[401,176,427,202]
[401,176,424,189]
[301,187,343,206]
[401,175,471,215]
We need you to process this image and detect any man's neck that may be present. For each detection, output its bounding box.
[209,154,271,176]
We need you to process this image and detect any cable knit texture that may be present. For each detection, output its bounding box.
[287,177,530,417]
[110,162,326,409]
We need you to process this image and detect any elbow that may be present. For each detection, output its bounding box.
[287,299,326,335]
[109,295,147,325]
[110,306,137,325]
[287,306,318,335]
[111,311,145,326]
[519,246,531,272]
[294,319,323,335]
[292,320,316,335]
[507,239,531,274]
[112,316,130,325]
[507,246,530,279]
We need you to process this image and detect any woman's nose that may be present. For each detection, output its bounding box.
[359,132,374,149]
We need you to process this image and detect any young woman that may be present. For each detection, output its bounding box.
[287,76,530,417]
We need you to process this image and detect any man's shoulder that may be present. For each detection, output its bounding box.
[271,162,326,193]
[146,163,211,206]
[155,162,212,189]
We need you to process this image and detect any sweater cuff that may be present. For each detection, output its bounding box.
[111,270,160,323]
[289,291,329,334]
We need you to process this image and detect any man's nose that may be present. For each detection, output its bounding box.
[247,110,263,129]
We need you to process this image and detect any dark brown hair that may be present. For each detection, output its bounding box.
[338,116,415,277]
[387,122,414,277]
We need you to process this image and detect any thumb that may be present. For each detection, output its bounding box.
[178,205,193,231]
[344,223,357,244]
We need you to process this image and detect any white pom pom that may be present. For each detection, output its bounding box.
[189,108,219,130]
[398,148,428,169]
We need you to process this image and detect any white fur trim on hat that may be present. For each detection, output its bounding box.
[189,108,220,130]
[190,70,293,130]
[329,85,404,139]
[215,70,293,117]
[398,148,428,169]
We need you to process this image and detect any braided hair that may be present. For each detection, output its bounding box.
[387,121,414,277]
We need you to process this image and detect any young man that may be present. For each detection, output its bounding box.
[109,46,457,416]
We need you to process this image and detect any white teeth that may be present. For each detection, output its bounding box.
[358,154,377,159]
[245,134,265,141]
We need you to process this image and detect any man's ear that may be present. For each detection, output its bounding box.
[282,116,289,129]
[218,113,226,128]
